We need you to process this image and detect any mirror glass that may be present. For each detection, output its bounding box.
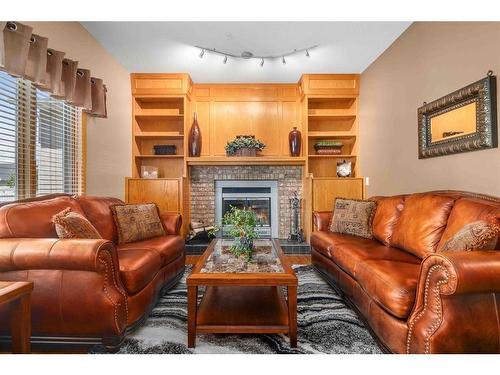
[430,102,477,143]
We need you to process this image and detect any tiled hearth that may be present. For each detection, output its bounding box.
[190,165,302,239]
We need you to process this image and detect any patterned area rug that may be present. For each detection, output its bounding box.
[118,265,382,354]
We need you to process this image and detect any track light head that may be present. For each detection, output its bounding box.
[260,58,264,67]
[282,56,286,65]
[306,49,310,57]
[199,49,205,58]
[223,55,228,64]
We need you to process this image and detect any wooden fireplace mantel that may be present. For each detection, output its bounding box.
[185,156,307,166]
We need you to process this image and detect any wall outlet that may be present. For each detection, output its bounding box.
[365,177,370,186]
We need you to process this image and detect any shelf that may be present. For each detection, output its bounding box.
[308,115,356,121]
[135,114,184,120]
[135,96,184,103]
[135,132,184,139]
[308,131,356,138]
[135,155,184,159]
[308,154,356,158]
[186,156,307,166]
[311,176,363,180]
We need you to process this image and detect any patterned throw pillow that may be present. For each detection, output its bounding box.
[111,203,165,244]
[441,218,499,252]
[329,198,377,239]
[52,208,102,239]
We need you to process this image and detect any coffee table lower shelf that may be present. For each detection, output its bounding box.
[188,286,295,347]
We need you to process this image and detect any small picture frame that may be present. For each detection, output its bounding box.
[141,165,159,179]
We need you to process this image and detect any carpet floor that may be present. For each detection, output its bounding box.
[118,265,382,354]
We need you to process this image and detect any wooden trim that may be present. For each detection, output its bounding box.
[81,112,87,194]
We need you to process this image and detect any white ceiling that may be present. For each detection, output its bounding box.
[82,22,411,83]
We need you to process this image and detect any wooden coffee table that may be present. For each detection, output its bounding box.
[187,238,298,348]
[0,281,33,353]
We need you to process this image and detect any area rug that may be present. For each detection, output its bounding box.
[118,265,382,354]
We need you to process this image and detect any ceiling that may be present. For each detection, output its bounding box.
[82,22,411,83]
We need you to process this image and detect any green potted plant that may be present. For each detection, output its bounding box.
[210,206,261,261]
[225,135,266,156]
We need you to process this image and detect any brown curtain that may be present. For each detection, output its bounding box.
[56,58,78,102]
[37,48,65,96]
[1,21,107,117]
[86,78,107,118]
[0,21,33,77]
[24,34,48,85]
[72,68,92,111]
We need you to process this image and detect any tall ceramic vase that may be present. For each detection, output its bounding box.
[289,126,302,157]
[188,112,202,157]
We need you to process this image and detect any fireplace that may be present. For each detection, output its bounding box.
[215,180,279,238]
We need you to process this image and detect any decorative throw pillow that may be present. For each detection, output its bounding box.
[329,198,377,239]
[441,217,500,252]
[52,208,102,239]
[111,203,165,244]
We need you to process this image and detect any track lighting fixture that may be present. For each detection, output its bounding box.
[195,45,317,67]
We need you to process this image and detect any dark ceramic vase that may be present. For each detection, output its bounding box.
[289,126,302,157]
[188,112,202,157]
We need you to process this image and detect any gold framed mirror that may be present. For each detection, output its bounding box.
[418,73,497,158]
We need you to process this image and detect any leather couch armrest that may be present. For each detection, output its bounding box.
[0,238,118,272]
[313,211,332,231]
[407,251,500,353]
[160,212,182,235]
[0,238,128,337]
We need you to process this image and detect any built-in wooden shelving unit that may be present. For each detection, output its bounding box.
[127,73,364,241]
[129,73,193,236]
[299,74,364,241]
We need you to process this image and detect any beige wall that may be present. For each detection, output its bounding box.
[360,22,500,197]
[25,22,131,199]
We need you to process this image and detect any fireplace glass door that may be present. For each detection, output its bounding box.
[222,197,271,237]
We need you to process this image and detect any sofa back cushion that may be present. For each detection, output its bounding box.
[371,195,405,246]
[437,197,500,252]
[0,196,85,238]
[391,194,455,258]
[75,196,124,242]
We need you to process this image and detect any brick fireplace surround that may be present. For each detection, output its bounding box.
[190,165,302,239]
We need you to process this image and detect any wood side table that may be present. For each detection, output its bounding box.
[0,281,33,353]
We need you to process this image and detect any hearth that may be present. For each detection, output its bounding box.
[215,180,278,238]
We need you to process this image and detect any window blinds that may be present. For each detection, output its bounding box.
[0,70,83,202]
[0,71,24,202]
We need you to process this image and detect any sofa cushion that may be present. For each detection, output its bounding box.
[52,208,102,239]
[329,198,377,239]
[391,194,455,258]
[437,198,500,251]
[317,232,420,278]
[118,235,184,266]
[356,259,420,319]
[440,218,500,252]
[0,196,85,238]
[111,203,165,244]
[118,248,161,294]
[75,196,124,242]
[372,196,405,246]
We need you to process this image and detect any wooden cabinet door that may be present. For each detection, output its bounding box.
[125,178,180,213]
[312,178,364,212]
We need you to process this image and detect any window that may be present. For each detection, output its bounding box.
[0,70,84,202]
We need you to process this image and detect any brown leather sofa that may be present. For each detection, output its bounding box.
[311,191,500,354]
[0,195,185,351]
